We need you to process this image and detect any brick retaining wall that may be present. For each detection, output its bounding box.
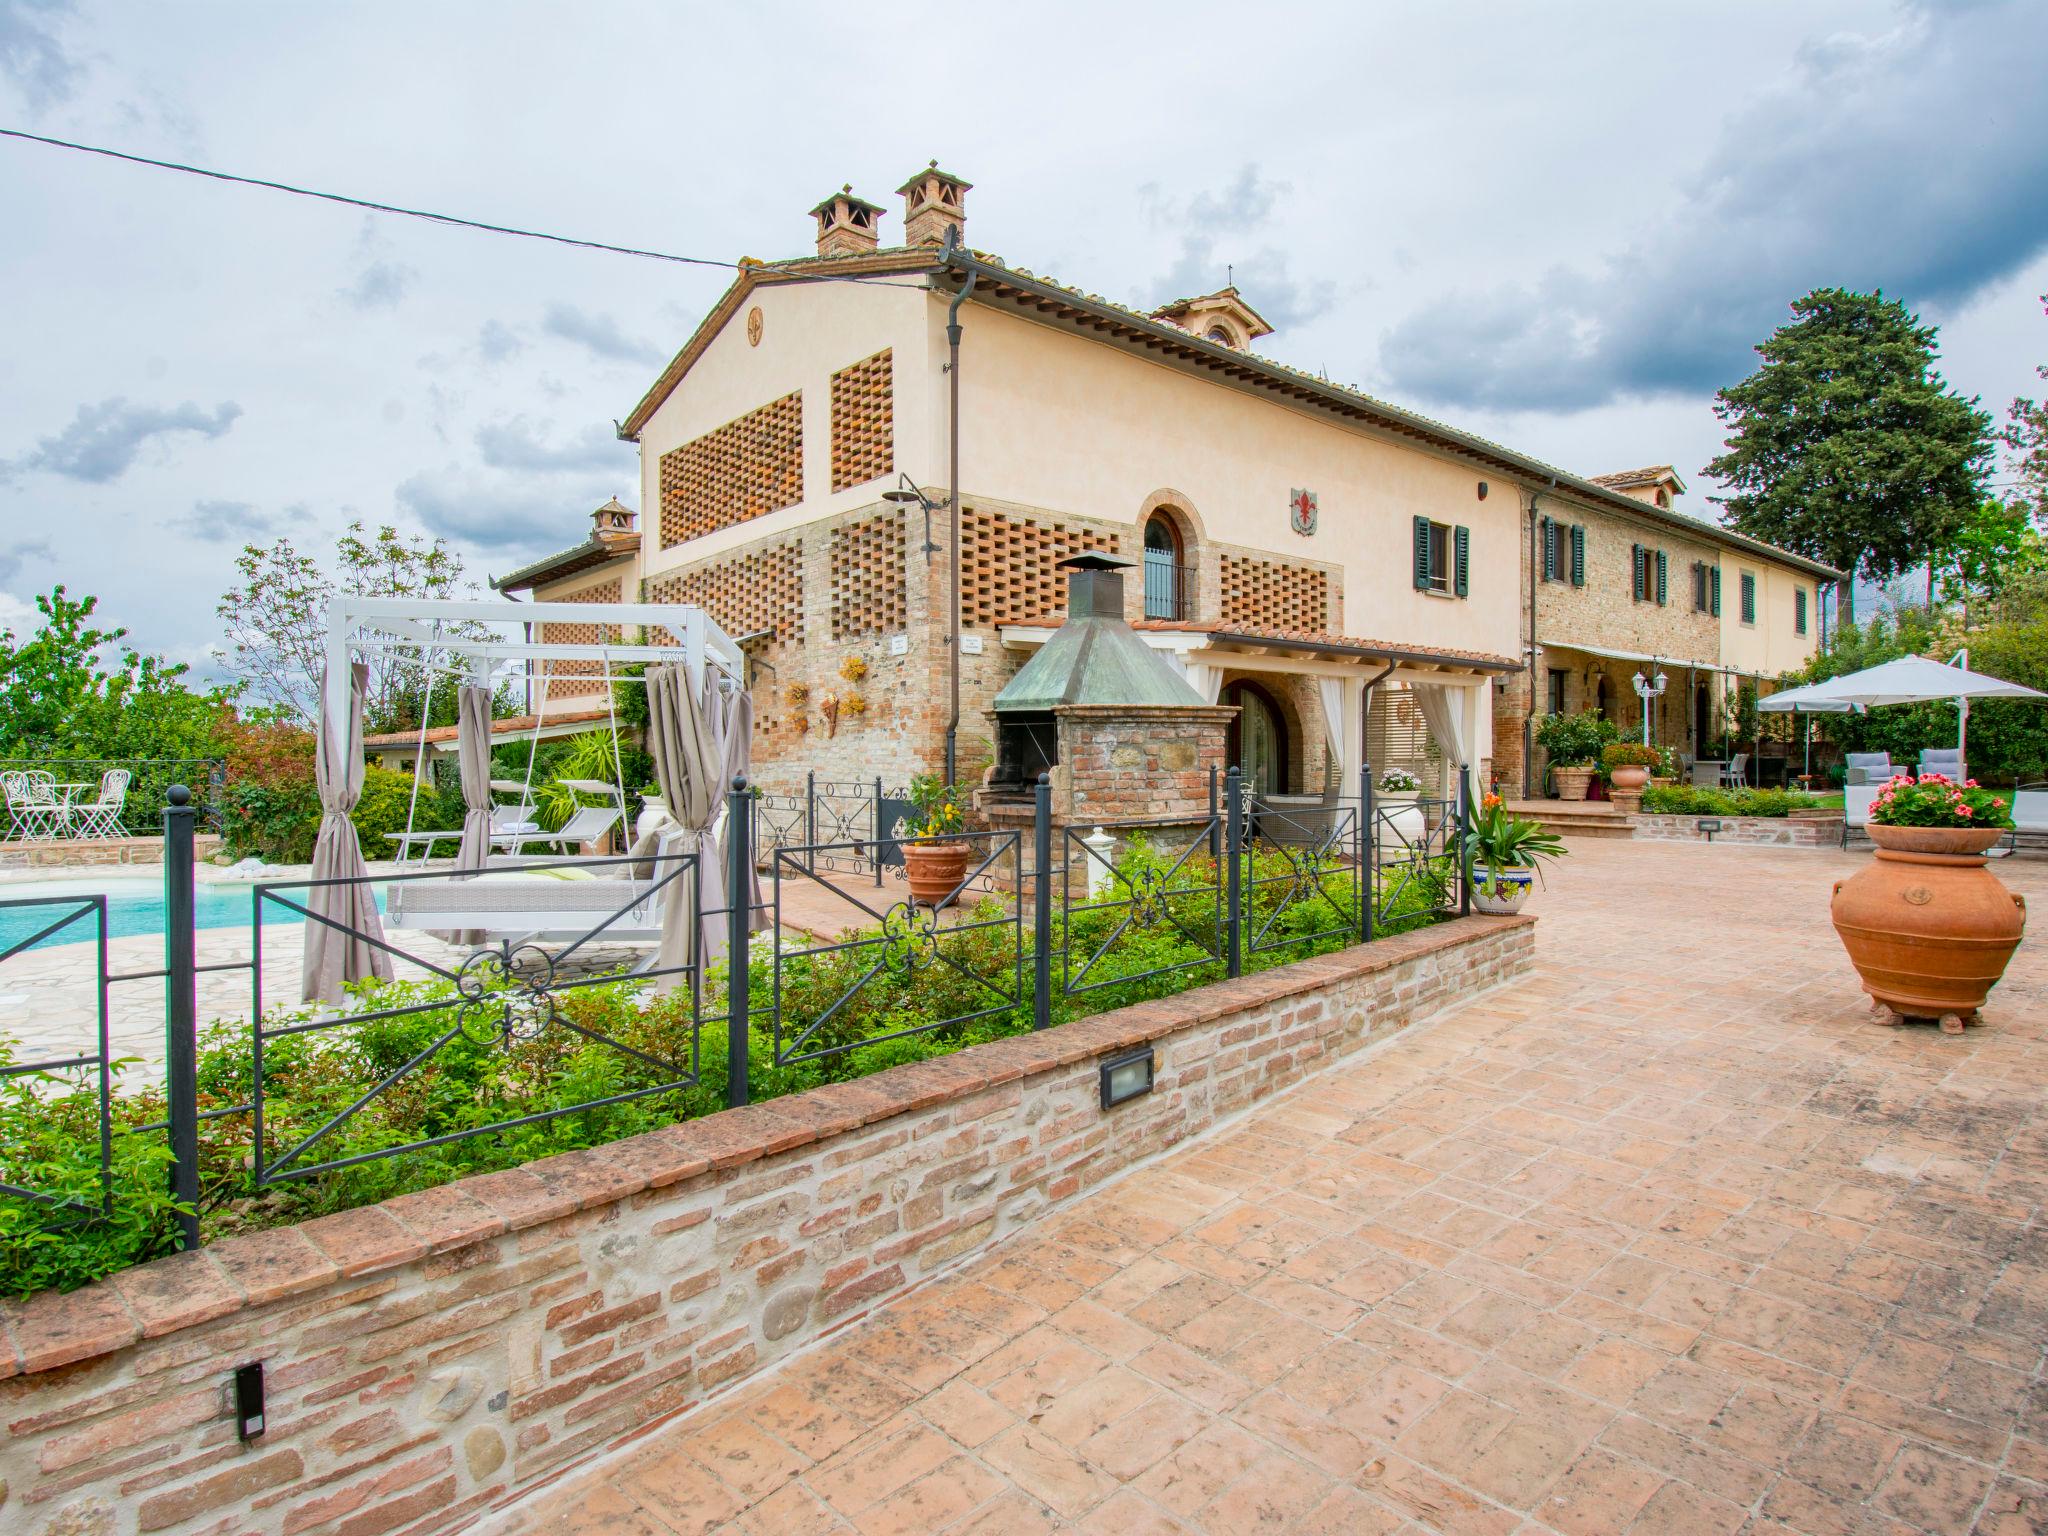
[0,835,221,870]
[1628,813,1844,846]
[0,915,1532,1536]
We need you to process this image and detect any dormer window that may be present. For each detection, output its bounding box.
[1206,325,1235,346]
[1148,286,1274,351]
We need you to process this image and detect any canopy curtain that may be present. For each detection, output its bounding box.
[714,683,768,939]
[645,662,726,995]
[1314,677,1361,797]
[304,662,394,1003]
[445,682,494,946]
[1409,682,1472,804]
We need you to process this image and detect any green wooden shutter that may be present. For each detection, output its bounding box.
[1795,587,1808,634]
[1412,515,1431,590]
[1630,544,1644,601]
[1539,517,1555,582]
[1655,550,1668,606]
[1454,525,1470,597]
[1710,566,1722,616]
[1741,572,1756,624]
[1570,525,1585,587]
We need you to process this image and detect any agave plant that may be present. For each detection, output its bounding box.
[1462,793,1567,896]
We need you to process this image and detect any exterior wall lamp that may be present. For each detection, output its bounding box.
[1631,668,1669,745]
[880,474,944,561]
[1099,1045,1156,1109]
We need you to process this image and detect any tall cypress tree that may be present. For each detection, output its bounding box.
[1705,288,1992,625]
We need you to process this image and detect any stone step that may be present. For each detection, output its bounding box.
[1503,800,1636,840]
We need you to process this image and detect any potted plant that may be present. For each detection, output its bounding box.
[1374,766,1426,844]
[1534,709,1616,802]
[1650,745,1678,790]
[902,773,971,907]
[1600,742,1661,814]
[1831,774,2024,1032]
[1462,793,1568,914]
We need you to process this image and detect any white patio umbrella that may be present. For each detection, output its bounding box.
[1758,652,2047,766]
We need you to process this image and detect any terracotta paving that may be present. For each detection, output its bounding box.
[490,839,2048,1535]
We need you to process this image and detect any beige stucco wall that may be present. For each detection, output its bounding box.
[633,279,939,582]
[1720,552,1821,678]
[952,303,1516,660]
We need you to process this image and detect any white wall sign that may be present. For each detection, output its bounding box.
[888,634,909,656]
[960,634,985,655]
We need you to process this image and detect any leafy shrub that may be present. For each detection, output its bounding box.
[1639,785,1828,818]
[1600,742,1661,771]
[1534,709,1617,767]
[217,719,320,861]
[349,765,460,850]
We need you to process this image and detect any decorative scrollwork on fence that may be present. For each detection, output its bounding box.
[453,943,568,1047]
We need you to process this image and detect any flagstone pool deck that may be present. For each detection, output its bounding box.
[487,837,2048,1535]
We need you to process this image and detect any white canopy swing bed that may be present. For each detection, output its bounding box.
[304,595,753,1002]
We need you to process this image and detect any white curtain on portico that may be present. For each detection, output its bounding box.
[1314,676,1362,797]
[1411,682,1475,803]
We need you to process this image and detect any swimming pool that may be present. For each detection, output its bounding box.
[0,878,387,953]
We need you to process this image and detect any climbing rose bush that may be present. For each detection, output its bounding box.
[1869,774,2014,829]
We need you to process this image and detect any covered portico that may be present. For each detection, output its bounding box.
[997,619,1519,806]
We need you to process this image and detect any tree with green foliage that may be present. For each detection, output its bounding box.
[2003,291,2048,525]
[1706,288,1993,625]
[1939,499,2048,623]
[0,587,230,759]
[213,521,498,734]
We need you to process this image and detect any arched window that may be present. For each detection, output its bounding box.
[1206,325,1236,346]
[1143,512,1189,621]
[1222,679,1288,796]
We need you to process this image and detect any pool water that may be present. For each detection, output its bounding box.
[0,878,387,954]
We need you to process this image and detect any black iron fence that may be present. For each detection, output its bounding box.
[0,768,1469,1266]
[0,756,226,841]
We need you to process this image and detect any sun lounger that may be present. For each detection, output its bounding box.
[382,861,668,943]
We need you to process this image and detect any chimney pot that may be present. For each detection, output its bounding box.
[592,497,636,540]
[897,161,972,248]
[811,185,885,258]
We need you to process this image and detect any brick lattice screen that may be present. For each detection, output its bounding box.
[961,509,1121,627]
[657,391,803,548]
[645,543,804,646]
[831,511,907,639]
[829,349,893,493]
[535,578,622,697]
[1219,553,1330,633]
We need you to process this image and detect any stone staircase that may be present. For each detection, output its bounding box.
[1505,799,1636,840]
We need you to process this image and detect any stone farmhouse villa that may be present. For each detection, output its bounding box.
[487,164,1841,803]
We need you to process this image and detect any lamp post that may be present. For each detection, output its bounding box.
[1631,668,1669,746]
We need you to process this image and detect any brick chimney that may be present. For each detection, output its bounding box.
[810,185,885,257]
[897,162,971,247]
[591,497,636,544]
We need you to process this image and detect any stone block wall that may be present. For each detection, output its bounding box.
[0,835,221,870]
[0,916,1533,1536]
[1628,813,1845,847]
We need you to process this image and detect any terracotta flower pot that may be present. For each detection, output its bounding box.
[1831,824,2025,1030]
[1552,766,1595,802]
[903,841,971,908]
[1609,764,1650,791]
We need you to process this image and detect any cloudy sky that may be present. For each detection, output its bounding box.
[3,0,2046,671]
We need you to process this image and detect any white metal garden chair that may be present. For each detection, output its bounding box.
[2,770,63,840]
[65,768,132,839]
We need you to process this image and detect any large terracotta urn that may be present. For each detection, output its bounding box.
[1552,766,1595,802]
[1609,764,1650,792]
[1831,824,2025,1032]
[903,841,971,908]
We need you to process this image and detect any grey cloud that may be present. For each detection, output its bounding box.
[396,468,615,554]
[540,303,663,366]
[341,259,417,311]
[477,320,525,363]
[1144,165,1334,330]
[475,417,628,473]
[0,0,78,108]
[1380,1,2048,411]
[165,498,285,543]
[0,538,51,584]
[7,397,243,482]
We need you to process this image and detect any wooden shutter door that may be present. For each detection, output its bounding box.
[1412,515,1431,590]
[1453,526,1470,597]
[1570,525,1585,587]
[1656,550,1668,606]
[1710,567,1722,616]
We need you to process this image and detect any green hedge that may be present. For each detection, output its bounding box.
[1639,785,1830,819]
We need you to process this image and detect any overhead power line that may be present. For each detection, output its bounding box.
[0,127,933,287]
